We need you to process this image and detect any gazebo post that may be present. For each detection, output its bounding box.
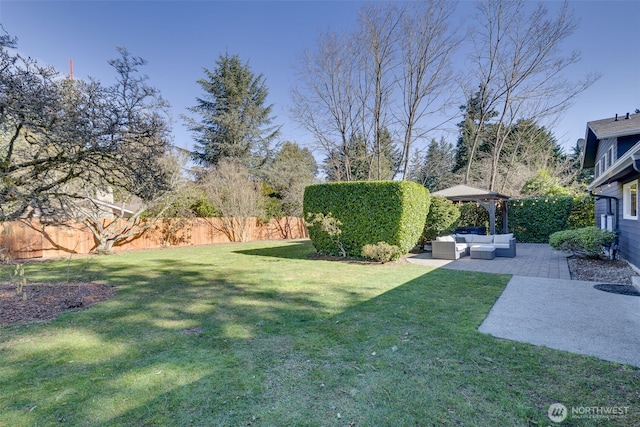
[502,201,509,233]
[475,199,496,235]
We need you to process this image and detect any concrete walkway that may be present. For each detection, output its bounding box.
[478,276,640,367]
[407,244,640,367]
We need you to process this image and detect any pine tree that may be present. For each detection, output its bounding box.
[186,53,279,169]
[409,138,456,192]
[324,129,400,181]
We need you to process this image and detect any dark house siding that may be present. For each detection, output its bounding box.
[596,137,616,159]
[618,135,640,157]
[618,178,640,269]
[594,138,616,178]
[593,183,618,220]
[585,114,640,271]
[593,179,640,270]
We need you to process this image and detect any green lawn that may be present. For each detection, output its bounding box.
[1,240,638,426]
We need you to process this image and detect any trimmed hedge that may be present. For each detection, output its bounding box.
[567,194,595,229]
[422,196,460,243]
[457,202,493,233]
[508,197,573,243]
[508,195,595,243]
[303,181,429,257]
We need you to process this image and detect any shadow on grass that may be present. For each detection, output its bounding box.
[2,245,639,426]
[233,240,315,260]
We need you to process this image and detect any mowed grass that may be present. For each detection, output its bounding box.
[0,240,638,426]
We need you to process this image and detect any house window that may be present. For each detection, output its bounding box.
[604,152,609,169]
[623,180,638,220]
[608,146,615,167]
[595,160,600,178]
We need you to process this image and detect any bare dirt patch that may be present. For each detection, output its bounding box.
[0,282,115,325]
[567,257,637,284]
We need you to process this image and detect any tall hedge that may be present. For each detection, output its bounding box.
[422,196,460,242]
[303,181,429,256]
[508,196,574,243]
[567,194,595,229]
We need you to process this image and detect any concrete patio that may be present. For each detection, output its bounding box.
[407,243,571,279]
[407,243,640,367]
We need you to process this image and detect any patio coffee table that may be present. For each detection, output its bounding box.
[470,245,496,260]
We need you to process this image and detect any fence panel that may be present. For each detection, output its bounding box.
[0,217,308,259]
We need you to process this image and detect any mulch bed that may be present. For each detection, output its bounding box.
[0,282,115,325]
[567,257,637,285]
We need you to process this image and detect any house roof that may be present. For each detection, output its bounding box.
[88,198,136,216]
[588,113,640,139]
[582,113,640,168]
[431,184,510,201]
[587,140,640,190]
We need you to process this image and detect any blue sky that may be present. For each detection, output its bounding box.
[1,1,639,161]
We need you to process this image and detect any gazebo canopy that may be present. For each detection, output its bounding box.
[431,185,510,234]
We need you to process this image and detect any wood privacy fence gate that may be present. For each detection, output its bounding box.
[0,217,308,260]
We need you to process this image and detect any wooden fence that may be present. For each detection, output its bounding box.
[0,217,308,260]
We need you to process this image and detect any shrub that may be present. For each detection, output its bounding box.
[508,196,573,243]
[361,242,402,263]
[549,226,616,258]
[422,196,460,243]
[567,194,595,229]
[305,212,346,257]
[191,198,219,217]
[303,181,429,257]
[521,169,573,197]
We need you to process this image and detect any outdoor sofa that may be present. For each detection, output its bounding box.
[431,233,516,260]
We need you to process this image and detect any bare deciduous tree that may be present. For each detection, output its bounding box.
[75,150,189,253]
[357,2,400,180]
[0,38,172,224]
[200,160,264,242]
[291,1,459,181]
[396,0,459,179]
[291,31,362,181]
[462,0,599,191]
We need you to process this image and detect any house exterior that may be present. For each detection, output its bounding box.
[581,112,640,271]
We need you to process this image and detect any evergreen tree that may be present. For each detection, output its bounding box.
[324,128,400,181]
[409,138,456,192]
[569,141,593,185]
[452,90,496,174]
[186,53,280,169]
[261,141,317,217]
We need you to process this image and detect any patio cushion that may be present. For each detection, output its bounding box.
[454,235,467,243]
[493,233,514,244]
[470,235,494,244]
[436,235,455,242]
[492,243,510,249]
